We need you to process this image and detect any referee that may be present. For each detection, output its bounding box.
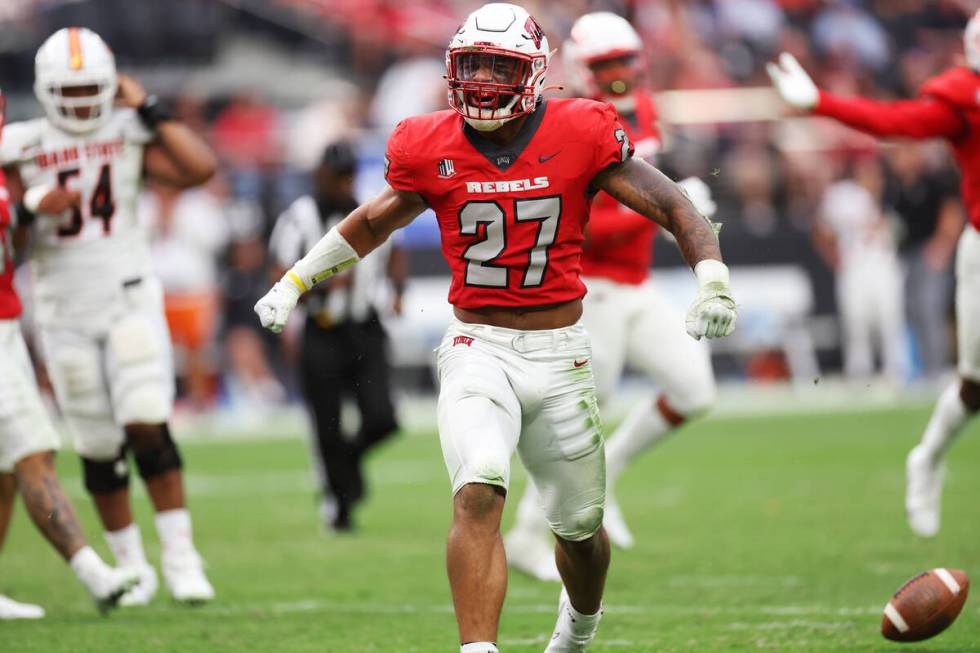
[269,141,405,532]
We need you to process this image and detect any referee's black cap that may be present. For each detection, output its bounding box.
[320,140,357,175]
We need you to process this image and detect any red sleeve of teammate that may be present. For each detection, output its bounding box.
[585,204,651,246]
[815,89,966,140]
[383,120,418,192]
[592,102,635,174]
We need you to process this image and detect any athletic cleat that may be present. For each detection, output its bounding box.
[0,594,45,620]
[602,491,634,550]
[906,445,946,538]
[544,587,601,652]
[88,567,140,615]
[504,527,560,582]
[162,549,215,604]
[118,563,159,607]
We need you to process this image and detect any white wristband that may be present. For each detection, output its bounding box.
[23,184,55,214]
[693,259,730,290]
[286,226,360,292]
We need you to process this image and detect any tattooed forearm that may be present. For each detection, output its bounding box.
[595,158,722,268]
[15,453,86,560]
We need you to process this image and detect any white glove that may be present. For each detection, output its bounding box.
[676,177,717,218]
[766,52,818,110]
[685,259,737,340]
[254,277,302,334]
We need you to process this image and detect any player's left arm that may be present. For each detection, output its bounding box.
[595,157,721,265]
[117,75,217,188]
[595,156,735,339]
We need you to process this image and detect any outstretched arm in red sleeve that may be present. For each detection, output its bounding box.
[815,91,965,140]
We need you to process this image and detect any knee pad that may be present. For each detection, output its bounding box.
[551,502,604,543]
[126,424,183,480]
[82,451,130,495]
[108,315,173,424]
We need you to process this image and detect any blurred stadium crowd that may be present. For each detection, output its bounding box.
[0,0,974,412]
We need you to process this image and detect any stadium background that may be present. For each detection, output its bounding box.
[1,2,979,652]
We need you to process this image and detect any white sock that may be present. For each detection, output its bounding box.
[154,508,195,556]
[605,397,672,482]
[565,596,603,638]
[919,382,970,463]
[460,643,498,653]
[69,545,111,587]
[104,522,148,568]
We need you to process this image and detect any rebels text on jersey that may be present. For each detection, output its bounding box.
[583,91,662,285]
[0,109,154,323]
[385,98,633,309]
[0,167,19,319]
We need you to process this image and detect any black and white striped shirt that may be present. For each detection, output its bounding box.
[270,195,392,325]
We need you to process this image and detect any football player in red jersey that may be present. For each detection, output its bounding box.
[504,11,721,581]
[768,10,980,540]
[256,4,736,651]
[0,91,137,617]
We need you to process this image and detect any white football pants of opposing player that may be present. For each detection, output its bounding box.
[506,277,715,579]
[38,278,174,461]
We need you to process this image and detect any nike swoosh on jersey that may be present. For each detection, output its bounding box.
[538,150,561,163]
[573,359,588,368]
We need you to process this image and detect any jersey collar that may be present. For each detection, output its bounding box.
[462,100,548,172]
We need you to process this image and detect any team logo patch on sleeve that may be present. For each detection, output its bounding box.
[438,159,456,179]
[384,155,391,180]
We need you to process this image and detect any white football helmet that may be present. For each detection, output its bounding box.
[564,12,643,106]
[446,3,551,131]
[34,27,117,134]
[966,10,980,72]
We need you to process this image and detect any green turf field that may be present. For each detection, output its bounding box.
[1,403,978,652]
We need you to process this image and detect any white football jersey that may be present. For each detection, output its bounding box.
[1,109,155,324]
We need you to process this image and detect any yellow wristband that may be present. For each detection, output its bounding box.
[286,270,308,293]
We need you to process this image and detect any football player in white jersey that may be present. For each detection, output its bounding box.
[0,91,137,618]
[504,12,719,581]
[2,27,217,605]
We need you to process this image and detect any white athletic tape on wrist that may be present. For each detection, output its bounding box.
[23,184,55,213]
[693,259,730,290]
[288,226,359,291]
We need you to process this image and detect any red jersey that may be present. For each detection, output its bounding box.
[385,98,633,309]
[0,166,20,319]
[582,91,662,285]
[815,67,980,231]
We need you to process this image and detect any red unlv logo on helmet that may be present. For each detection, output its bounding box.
[524,16,543,49]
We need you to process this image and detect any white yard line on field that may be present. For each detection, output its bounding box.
[202,598,883,618]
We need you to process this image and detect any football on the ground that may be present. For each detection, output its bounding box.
[881,568,969,642]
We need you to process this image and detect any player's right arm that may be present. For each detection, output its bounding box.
[767,53,965,140]
[254,186,426,333]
